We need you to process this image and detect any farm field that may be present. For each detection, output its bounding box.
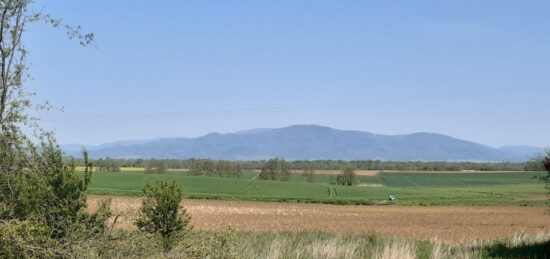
[83,170,547,206]
[87,195,550,242]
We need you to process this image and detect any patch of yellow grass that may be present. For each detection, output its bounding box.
[74,166,146,172]
[374,240,416,259]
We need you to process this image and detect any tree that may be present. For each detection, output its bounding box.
[543,150,550,191]
[259,158,290,181]
[303,168,314,183]
[0,2,108,256]
[0,1,93,131]
[0,0,93,183]
[97,157,121,172]
[337,167,358,186]
[135,180,190,251]
[145,159,167,174]
[525,155,547,171]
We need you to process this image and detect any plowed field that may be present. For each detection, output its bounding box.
[87,195,550,242]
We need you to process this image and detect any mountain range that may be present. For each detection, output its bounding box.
[62,125,545,162]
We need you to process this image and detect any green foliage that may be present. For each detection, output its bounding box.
[525,156,546,171]
[135,180,191,250]
[0,219,59,258]
[79,157,531,171]
[336,167,358,186]
[35,145,92,238]
[543,150,550,188]
[303,168,314,183]
[0,141,112,258]
[71,200,112,238]
[543,150,550,209]
[0,139,103,238]
[188,158,243,178]
[259,158,291,181]
[145,158,168,174]
[96,157,121,172]
[0,0,100,237]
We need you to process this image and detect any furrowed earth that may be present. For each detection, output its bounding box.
[87,195,550,243]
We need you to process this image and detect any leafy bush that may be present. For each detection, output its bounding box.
[0,136,112,257]
[0,219,59,258]
[135,180,190,250]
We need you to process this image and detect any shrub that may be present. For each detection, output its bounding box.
[135,180,190,251]
[0,139,106,238]
[0,219,59,258]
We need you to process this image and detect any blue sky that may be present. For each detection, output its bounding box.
[26,1,549,147]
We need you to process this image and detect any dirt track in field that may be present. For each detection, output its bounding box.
[87,195,550,243]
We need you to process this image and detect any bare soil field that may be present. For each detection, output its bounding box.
[87,195,550,242]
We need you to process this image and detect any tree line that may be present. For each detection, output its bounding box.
[74,157,540,172]
[188,159,243,178]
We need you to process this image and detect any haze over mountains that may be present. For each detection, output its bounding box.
[63,125,545,162]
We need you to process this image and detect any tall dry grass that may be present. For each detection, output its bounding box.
[374,240,415,259]
[48,230,550,258]
[230,231,550,259]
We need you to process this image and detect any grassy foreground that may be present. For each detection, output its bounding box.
[82,170,548,206]
[230,231,550,258]
[71,229,550,258]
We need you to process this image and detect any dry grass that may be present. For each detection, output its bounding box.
[308,238,357,258]
[508,231,550,247]
[374,240,415,259]
[233,233,362,258]
[230,231,550,258]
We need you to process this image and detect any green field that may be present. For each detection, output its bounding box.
[84,170,548,206]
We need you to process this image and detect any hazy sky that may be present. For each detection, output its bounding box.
[25,1,549,147]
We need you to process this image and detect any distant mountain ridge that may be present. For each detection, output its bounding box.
[62,125,545,161]
[498,145,546,160]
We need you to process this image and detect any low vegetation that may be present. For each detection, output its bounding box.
[225,231,550,259]
[4,228,548,258]
[82,170,547,206]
